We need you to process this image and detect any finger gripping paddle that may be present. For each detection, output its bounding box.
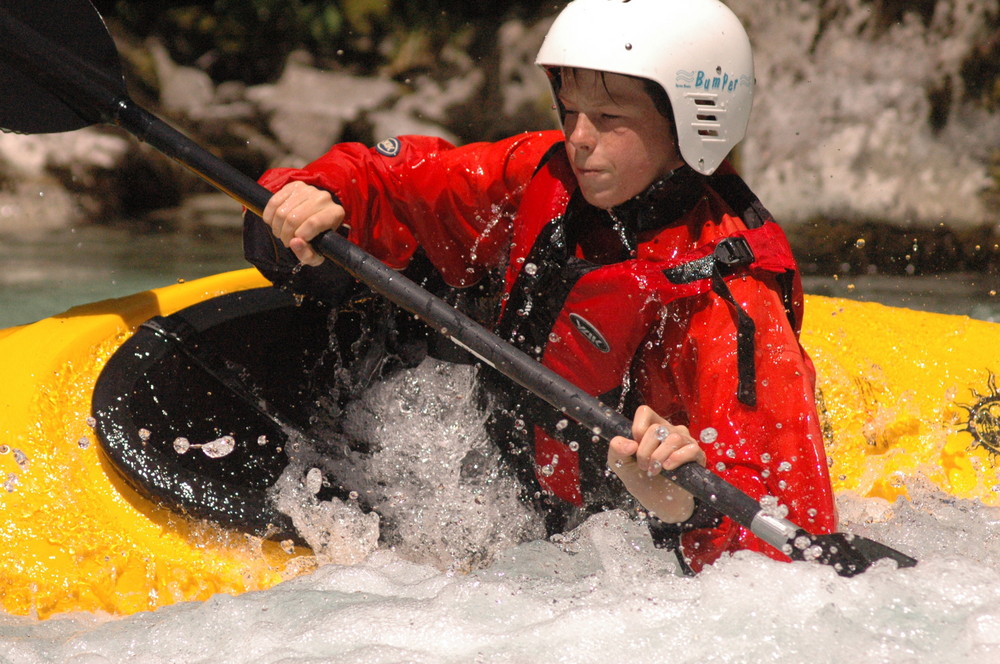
[0,0,917,576]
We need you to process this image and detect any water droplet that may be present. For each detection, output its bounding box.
[569,441,579,452]
[555,419,569,431]
[173,437,191,455]
[138,428,151,442]
[803,545,824,561]
[540,464,554,477]
[699,427,718,444]
[202,436,236,458]
[305,467,323,495]
[524,262,538,275]
[715,462,726,472]
[257,435,268,446]
[13,449,28,468]
[778,461,792,472]
[77,437,89,449]
[85,417,97,428]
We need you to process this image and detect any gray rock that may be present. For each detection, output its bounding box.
[149,38,216,120]
[247,58,399,162]
[730,0,1000,227]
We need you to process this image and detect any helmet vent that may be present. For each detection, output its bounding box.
[691,96,723,139]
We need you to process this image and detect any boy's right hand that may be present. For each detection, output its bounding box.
[261,181,346,267]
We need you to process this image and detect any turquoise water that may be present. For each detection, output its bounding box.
[802,272,1000,323]
[3,225,998,329]
[0,226,247,328]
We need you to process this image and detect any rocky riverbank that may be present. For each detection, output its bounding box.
[2,0,998,274]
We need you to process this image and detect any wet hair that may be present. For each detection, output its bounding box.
[550,66,676,128]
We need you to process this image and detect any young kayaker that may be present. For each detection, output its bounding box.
[244,0,837,572]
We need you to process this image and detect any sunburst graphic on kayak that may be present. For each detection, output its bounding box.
[959,373,1000,456]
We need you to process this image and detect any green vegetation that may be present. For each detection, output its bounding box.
[93,0,558,83]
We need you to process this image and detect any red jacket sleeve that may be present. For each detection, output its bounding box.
[639,273,837,569]
[258,131,564,287]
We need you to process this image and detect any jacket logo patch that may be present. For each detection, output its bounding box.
[375,137,401,157]
[569,313,610,353]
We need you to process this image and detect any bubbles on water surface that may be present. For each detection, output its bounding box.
[8,479,1000,663]
[270,357,545,572]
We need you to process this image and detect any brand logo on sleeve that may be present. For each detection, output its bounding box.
[569,313,610,353]
[375,137,401,157]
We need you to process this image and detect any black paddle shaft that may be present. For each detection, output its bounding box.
[0,1,917,575]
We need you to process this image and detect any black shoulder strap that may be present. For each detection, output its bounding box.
[706,172,773,229]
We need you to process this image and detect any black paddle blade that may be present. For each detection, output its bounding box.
[785,529,918,577]
[0,0,124,134]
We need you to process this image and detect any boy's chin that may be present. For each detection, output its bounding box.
[579,187,628,210]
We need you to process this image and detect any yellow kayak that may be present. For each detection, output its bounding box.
[0,270,308,618]
[804,296,1000,503]
[0,268,997,617]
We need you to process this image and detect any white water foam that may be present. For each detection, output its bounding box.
[3,359,1000,663]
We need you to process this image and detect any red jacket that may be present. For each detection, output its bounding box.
[253,130,837,571]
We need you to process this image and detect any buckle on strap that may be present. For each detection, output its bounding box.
[713,237,754,266]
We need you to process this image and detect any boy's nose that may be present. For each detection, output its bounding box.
[568,114,597,151]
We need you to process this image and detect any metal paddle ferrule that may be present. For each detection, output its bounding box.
[0,0,918,577]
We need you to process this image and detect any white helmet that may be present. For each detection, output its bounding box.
[536,0,754,175]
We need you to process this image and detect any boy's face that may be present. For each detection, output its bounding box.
[558,68,683,209]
